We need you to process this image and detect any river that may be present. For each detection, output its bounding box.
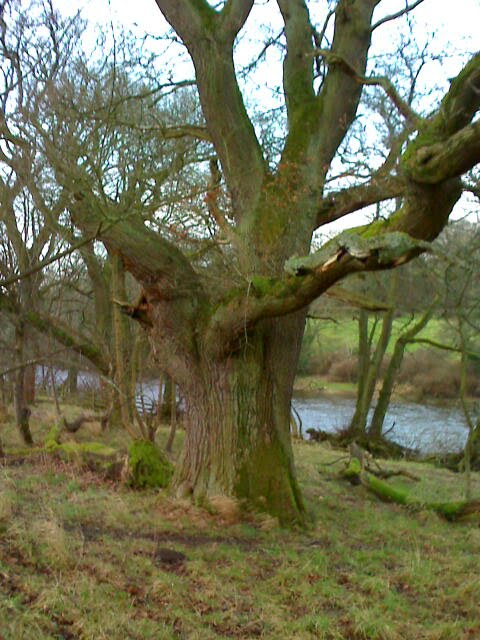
[41,368,470,453]
[292,394,469,453]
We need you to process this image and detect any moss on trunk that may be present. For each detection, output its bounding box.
[173,315,308,526]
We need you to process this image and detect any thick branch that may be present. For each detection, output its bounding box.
[312,0,380,171]
[155,0,265,218]
[206,171,462,356]
[402,53,480,182]
[316,174,405,228]
[403,120,480,184]
[204,231,426,356]
[219,0,256,41]
[276,0,316,128]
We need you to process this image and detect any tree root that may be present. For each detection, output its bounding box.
[306,427,417,459]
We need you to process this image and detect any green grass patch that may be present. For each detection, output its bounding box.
[1,412,479,639]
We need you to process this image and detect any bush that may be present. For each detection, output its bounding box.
[302,352,334,376]
[328,355,358,383]
[127,440,174,489]
[398,350,479,399]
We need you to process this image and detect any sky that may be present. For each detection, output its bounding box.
[54,0,480,232]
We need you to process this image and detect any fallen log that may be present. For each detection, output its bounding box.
[342,458,480,522]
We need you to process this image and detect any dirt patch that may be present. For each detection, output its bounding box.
[64,521,258,550]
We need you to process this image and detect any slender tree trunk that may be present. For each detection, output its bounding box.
[165,382,177,454]
[13,323,33,445]
[0,375,7,406]
[348,309,370,436]
[50,367,62,418]
[172,314,307,526]
[368,340,405,440]
[161,375,174,420]
[368,305,434,440]
[111,253,134,429]
[67,366,78,395]
[349,307,394,438]
[459,325,475,500]
[24,363,36,405]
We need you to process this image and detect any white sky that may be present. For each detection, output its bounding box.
[54,0,479,232]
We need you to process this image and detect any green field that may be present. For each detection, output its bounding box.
[1,403,479,639]
[304,317,451,356]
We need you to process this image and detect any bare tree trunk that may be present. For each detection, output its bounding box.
[348,309,371,436]
[0,375,7,406]
[13,323,33,445]
[160,375,174,420]
[50,368,62,419]
[349,306,394,438]
[24,363,36,405]
[111,253,134,430]
[459,324,476,500]
[67,366,78,395]
[165,382,177,453]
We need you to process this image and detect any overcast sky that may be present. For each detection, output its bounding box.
[54,0,479,231]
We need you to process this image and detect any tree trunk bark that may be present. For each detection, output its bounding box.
[13,323,34,445]
[24,363,36,405]
[348,309,370,436]
[368,340,405,440]
[172,314,307,526]
[67,366,78,395]
[111,253,135,429]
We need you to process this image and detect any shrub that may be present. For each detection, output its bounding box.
[398,350,480,399]
[127,440,174,489]
[328,355,358,382]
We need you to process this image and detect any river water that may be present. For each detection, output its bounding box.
[292,394,469,454]
[41,368,470,454]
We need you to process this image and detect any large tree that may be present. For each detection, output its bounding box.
[6,0,480,524]
[92,0,478,525]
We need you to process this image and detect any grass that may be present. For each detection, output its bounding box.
[307,317,450,356]
[1,403,480,639]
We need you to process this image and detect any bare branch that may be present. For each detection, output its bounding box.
[372,0,427,31]
[314,48,421,123]
[0,227,102,289]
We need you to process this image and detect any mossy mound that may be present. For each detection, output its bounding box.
[127,440,174,489]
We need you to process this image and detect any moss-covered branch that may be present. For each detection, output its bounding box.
[403,120,480,184]
[204,231,429,356]
[402,52,480,182]
[343,458,480,522]
[277,0,316,136]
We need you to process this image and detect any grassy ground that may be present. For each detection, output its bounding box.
[293,376,357,396]
[1,403,480,640]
